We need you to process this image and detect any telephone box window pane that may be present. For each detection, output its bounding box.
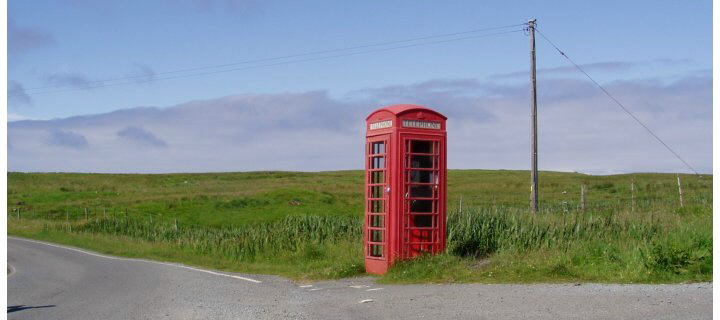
[371,142,385,154]
[370,215,384,227]
[411,140,433,154]
[371,171,385,184]
[370,230,383,242]
[413,215,433,228]
[371,185,384,198]
[410,170,434,183]
[410,185,433,198]
[371,157,385,169]
[410,199,434,213]
[370,200,385,213]
[370,244,383,257]
[410,155,433,168]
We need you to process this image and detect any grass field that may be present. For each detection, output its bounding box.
[7,170,712,283]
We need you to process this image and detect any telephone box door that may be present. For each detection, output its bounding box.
[401,134,446,258]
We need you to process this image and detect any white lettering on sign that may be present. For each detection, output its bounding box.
[369,120,392,130]
[402,120,441,130]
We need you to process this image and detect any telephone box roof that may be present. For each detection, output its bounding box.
[366,104,447,120]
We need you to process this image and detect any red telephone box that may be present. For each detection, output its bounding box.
[364,104,447,275]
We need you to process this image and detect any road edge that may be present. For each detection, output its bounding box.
[8,236,263,284]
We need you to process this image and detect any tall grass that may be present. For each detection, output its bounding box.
[447,207,659,257]
[21,202,712,282]
[385,205,712,283]
[50,215,362,261]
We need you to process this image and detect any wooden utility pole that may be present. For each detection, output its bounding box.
[529,19,539,214]
[581,185,586,213]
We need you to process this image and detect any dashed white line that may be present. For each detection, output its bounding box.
[299,285,313,288]
[9,237,262,283]
[366,288,384,291]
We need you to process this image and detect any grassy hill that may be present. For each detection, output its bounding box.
[7,170,712,283]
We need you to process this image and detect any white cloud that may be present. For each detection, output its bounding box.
[8,113,32,122]
[7,71,712,174]
[117,126,167,147]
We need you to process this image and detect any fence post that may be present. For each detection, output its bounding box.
[103,207,107,219]
[84,208,88,221]
[17,207,21,219]
[66,210,69,222]
[174,218,178,231]
[459,196,463,214]
[677,174,684,208]
[631,179,635,212]
[580,185,586,213]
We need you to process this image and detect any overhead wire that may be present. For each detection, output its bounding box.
[14,28,524,97]
[533,27,699,175]
[17,23,525,94]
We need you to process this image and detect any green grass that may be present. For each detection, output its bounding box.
[385,206,711,283]
[10,218,364,280]
[7,170,712,282]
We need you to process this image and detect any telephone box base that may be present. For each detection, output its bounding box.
[365,259,389,275]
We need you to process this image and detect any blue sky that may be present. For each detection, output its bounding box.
[7,0,713,173]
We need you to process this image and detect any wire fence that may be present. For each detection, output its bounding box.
[9,188,711,225]
[8,173,712,227]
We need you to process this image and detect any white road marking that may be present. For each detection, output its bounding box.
[350,285,370,289]
[358,299,373,303]
[309,288,322,291]
[9,237,262,283]
[299,285,313,288]
[366,288,384,291]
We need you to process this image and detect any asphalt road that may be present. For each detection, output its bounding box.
[8,237,712,320]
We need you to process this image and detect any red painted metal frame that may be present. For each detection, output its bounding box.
[364,135,389,272]
[365,104,447,275]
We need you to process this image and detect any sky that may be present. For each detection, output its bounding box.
[7,0,713,174]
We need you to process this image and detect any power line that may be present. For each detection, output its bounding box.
[534,27,699,175]
[15,29,524,97]
[18,23,525,94]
